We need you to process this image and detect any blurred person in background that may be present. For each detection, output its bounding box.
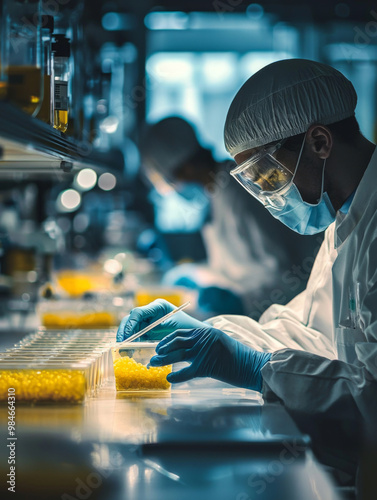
[140,116,320,317]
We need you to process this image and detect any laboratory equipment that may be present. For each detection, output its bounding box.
[52,34,70,132]
[36,15,54,124]
[37,297,123,329]
[2,0,43,116]
[0,329,116,403]
[0,362,89,403]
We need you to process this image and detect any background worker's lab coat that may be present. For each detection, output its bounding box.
[208,148,377,436]
[166,161,320,316]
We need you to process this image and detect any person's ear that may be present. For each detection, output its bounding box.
[306,125,333,159]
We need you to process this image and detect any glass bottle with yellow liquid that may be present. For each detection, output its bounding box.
[52,35,70,133]
[2,0,43,116]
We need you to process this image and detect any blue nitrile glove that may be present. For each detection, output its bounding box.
[150,326,271,392]
[116,299,208,342]
[173,276,199,290]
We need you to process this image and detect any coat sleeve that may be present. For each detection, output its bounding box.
[261,348,376,421]
[261,239,377,427]
[208,224,337,358]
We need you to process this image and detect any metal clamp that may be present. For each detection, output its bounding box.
[60,161,73,173]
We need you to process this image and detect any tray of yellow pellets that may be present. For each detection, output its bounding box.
[135,287,189,307]
[37,298,122,329]
[0,329,116,403]
[56,270,113,297]
[41,311,117,329]
[112,342,171,391]
[0,365,88,403]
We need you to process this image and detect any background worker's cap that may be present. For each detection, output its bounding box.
[140,117,202,177]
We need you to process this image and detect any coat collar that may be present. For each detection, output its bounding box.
[335,146,377,249]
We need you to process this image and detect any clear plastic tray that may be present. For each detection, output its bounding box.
[37,298,124,329]
[0,362,90,403]
[112,342,171,392]
[2,329,116,400]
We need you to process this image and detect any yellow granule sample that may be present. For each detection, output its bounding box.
[113,356,171,390]
[42,312,116,329]
[0,369,86,403]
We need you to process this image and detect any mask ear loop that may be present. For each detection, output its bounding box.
[287,132,329,207]
[316,158,327,204]
[292,131,328,205]
[291,130,308,183]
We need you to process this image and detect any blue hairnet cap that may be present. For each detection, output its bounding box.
[224,59,358,157]
[140,117,201,177]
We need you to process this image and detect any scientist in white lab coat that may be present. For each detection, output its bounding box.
[119,59,377,478]
[140,116,318,317]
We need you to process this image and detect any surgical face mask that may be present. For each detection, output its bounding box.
[231,134,336,235]
[265,163,336,235]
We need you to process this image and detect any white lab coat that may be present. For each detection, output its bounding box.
[208,148,377,426]
[201,162,278,293]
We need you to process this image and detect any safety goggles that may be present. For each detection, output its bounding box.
[230,140,293,208]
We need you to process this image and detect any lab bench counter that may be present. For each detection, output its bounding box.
[0,384,343,500]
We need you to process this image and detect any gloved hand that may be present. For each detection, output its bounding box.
[116,299,208,342]
[150,326,271,392]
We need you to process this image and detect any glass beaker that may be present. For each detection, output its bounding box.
[2,0,43,116]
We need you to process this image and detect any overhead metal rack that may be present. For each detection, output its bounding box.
[0,101,124,181]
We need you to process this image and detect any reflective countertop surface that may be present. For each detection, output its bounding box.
[0,382,343,499]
